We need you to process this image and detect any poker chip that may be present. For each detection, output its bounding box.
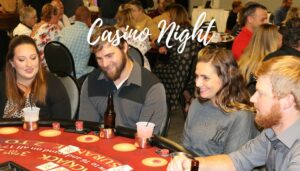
[39,129,62,137]
[0,127,19,134]
[113,143,137,152]
[76,135,99,143]
[75,121,83,131]
[142,157,168,167]
[156,149,169,157]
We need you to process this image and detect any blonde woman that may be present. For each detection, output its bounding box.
[280,7,300,27]
[115,6,151,70]
[238,24,281,94]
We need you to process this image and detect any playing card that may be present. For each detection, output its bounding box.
[106,165,133,171]
[36,162,59,171]
[48,166,70,171]
[58,145,79,154]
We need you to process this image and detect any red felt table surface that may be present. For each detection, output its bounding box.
[0,127,170,171]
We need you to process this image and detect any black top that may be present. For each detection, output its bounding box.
[226,10,238,31]
[264,45,300,61]
[97,0,129,18]
[0,72,71,120]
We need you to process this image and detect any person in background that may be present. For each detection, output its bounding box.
[264,18,300,60]
[97,0,130,26]
[226,0,242,34]
[0,35,71,120]
[152,0,174,29]
[31,3,61,67]
[13,6,37,37]
[231,2,268,60]
[0,0,21,13]
[115,5,151,70]
[61,0,83,18]
[168,56,300,171]
[153,4,200,112]
[182,47,258,156]
[274,0,293,25]
[127,0,160,43]
[239,24,281,95]
[58,6,94,79]
[149,0,174,18]
[51,0,71,28]
[78,26,167,134]
[23,0,51,21]
[280,7,299,27]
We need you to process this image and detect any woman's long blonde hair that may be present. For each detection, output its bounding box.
[238,24,281,83]
[282,7,300,26]
[115,5,136,30]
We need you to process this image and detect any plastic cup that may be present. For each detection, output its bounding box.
[23,107,40,122]
[136,122,155,138]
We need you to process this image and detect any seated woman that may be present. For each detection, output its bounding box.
[238,24,281,95]
[0,35,71,120]
[182,47,258,156]
[13,6,37,37]
[115,6,151,70]
[280,7,300,28]
[31,3,61,67]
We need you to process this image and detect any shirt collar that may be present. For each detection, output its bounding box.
[280,45,300,56]
[97,61,142,87]
[265,119,300,148]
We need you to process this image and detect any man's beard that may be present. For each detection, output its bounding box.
[103,52,127,81]
[255,103,282,128]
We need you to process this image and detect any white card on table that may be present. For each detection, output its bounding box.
[106,165,133,171]
[36,162,59,171]
[48,166,70,171]
[58,145,79,154]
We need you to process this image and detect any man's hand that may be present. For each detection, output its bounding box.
[167,156,192,171]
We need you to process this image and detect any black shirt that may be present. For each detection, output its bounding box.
[226,10,238,31]
[264,45,300,61]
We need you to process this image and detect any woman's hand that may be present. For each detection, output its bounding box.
[158,46,168,55]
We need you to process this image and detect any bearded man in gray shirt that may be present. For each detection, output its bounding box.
[79,26,167,135]
[168,56,300,171]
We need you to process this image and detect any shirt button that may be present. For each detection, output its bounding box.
[273,146,277,150]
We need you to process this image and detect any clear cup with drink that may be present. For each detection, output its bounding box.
[134,121,155,148]
[23,107,40,131]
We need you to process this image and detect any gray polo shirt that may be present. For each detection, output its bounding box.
[78,62,167,134]
[229,119,300,171]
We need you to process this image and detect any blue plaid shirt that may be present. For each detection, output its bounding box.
[58,21,94,78]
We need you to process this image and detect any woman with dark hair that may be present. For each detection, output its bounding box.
[182,47,258,156]
[153,4,200,111]
[0,35,71,120]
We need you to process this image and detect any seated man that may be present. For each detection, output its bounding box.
[78,26,167,135]
[13,6,37,37]
[58,6,94,78]
[264,18,300,61]
[231,3,268,60]
[168,56,300,171]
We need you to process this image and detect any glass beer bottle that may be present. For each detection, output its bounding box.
[104,93,116,129]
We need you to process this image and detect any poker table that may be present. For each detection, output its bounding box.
[0,120,184,171]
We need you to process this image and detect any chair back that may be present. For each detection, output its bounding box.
[128,45,144,67]
[44,41,77,78]
[56,73,80,120]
